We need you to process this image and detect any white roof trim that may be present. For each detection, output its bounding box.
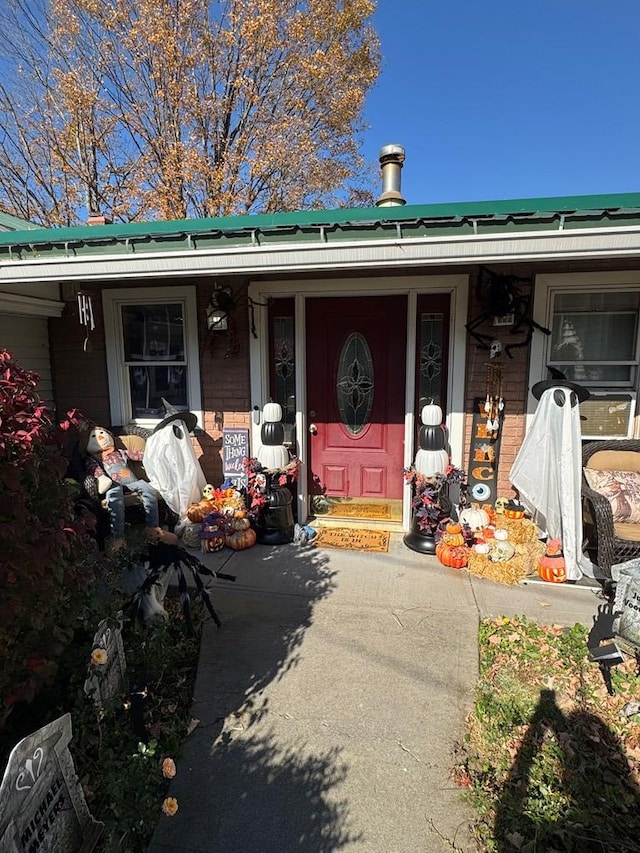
[0,291,64,317]
[2,225,640,283]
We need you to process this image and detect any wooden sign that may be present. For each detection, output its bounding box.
[0,714,103,852]
[467,397,505,505]
[222,427,249,489]
[83,617,127,710]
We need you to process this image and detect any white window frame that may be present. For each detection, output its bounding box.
[530,271,640,439]
[103,286,202,428]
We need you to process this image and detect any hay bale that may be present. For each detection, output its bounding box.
[467,540,546,586]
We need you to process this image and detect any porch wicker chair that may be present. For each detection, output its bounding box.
[582,439,640,580]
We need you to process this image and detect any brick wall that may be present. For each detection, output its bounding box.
[49,277,252,487]
[462,267,533,500]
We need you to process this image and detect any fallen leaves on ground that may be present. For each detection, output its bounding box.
[454,616,640,852]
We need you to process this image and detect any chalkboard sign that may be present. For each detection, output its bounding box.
[222,428,249,489]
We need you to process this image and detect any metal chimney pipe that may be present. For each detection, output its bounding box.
[376,143,406,207]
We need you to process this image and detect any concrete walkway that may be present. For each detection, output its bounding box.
[149,535,603,853]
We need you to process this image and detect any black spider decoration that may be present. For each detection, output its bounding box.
[466,266,551,358]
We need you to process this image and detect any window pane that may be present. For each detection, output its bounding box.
[336,332,374,434]
[122,304,185,361]
[129,366,188,418]
[418,312,444,407]
[550,291,639,386]
[272,316,296,443]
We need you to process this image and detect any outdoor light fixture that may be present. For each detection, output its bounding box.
[206,285,234,331]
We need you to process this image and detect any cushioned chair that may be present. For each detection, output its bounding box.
[582,439,640,579]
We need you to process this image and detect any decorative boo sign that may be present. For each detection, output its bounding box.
[222,428,249,489]
[0,713,103,852]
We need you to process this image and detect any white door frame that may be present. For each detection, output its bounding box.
[248,274,469,530]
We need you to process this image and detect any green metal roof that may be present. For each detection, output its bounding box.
[0,211,41,232]
[1,191,640,260]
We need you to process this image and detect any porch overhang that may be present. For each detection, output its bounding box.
[2,225,640,285]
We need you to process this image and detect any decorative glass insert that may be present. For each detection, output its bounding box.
[122,303,188,417]
[550,291,640,386]
[418,312,444,407]
[272,315,296,444]
[337,332,374,434]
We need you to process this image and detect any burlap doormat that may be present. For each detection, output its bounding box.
[324,502,392,520]
[313,527,390,553]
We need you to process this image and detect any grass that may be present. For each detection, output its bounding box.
[454,616,640,852]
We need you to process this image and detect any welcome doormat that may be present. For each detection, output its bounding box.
[323,502,392,520]
[313,527,390,553]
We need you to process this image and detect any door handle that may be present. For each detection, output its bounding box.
[309,423,318,435]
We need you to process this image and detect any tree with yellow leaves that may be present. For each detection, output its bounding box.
[0,0,379,225]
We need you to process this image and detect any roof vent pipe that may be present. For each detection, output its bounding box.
[376,144,406,207]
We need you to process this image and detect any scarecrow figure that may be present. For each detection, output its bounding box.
[81,424,177,550]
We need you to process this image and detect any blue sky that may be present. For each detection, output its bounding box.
[362,1,640,205]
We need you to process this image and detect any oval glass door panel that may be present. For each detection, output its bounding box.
[336,332,374,434]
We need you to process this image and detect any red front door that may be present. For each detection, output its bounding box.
[306,295,407,500]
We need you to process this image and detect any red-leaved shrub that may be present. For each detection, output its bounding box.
[0,350,96,728]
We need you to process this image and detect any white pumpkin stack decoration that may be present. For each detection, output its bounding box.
[414,402,449,477]
[256,402,290,470]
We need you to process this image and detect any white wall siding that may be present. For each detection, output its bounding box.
[0,315,54,410]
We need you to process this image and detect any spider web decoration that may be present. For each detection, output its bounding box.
[466,266,551,358]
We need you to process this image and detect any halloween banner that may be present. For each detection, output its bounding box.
[467,397,505,505]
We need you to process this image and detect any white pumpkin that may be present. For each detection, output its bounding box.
[262,402,283,423]
[256,443,290,470]
[421,402,443,426]
[414,448,449,477]
[459,504,490,531]
[474,542,490,555]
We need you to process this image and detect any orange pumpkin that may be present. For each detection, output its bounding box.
[225,527,257,551]
[537,539,566,583]
[187,499,216,523]
[436,541,469,568]
[504,500,525,520]
[442,521,465,547]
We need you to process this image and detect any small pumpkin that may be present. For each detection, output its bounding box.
[421,402,443,426]
[187,499,216,523]
[262,402,283,422]
[225,527,257,551]
[504,500,525,519]
[459,504,490,531]
[538,539,566,583]
[231,516,251,532]
[436,541,468,568]
[442,521,464,546]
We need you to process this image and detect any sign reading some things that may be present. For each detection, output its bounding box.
[0,713,103,853]
[467,396,505,506]
[83,617,127,710]
[222,427,249,489]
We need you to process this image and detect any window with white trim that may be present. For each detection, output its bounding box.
[549,290,640,387]
[103,286,202,427]
[534,276,640,439]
